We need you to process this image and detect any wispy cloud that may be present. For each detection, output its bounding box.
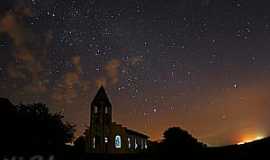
[51,56,91,104]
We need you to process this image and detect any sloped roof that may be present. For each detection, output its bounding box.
[125,128,149,139]
[112,122,149,139]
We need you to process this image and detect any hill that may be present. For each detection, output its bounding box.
[206,137,270,160]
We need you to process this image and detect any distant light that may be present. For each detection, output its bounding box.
[237,135,265,145]
[65,142,74,146]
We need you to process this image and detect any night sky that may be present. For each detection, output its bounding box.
[1,0,270,146]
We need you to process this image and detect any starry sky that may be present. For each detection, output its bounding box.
[1,0,270,146]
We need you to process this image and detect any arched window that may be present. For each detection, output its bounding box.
[115,135,121,149]
[128,137,131,149]
[105,106,108,114]
[94,106,98,113]
[92,137,96,149]
[135,138,138,149]
[144,140,148,149]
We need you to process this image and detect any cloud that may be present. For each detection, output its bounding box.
[96,78,107,87]
[15,49,34,62]
[7,63,27,79]
[95,59,122,87]
[105,59,121,84]
[14,6,32,17]
[1,4,40,80]
[51,56,91,104]
[71,55,82,73]
[48,55,93,137]
[7,49,47,94]
[95,56,143,88]
[65,72,80,87]
[0,0,34,47]
[0,13,17,32]
[0,12,25,46]
[52,83,78,103]
[1,2,51,95]
[24,81,48,93]
[8,49,43,82]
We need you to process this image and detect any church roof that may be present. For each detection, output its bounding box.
[112,122,149,139]
[125,128,149,139]
[92,86,111,104]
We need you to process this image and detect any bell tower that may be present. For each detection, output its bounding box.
[89,86,112,153]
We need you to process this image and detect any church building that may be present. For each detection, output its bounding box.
[87,86,149,153]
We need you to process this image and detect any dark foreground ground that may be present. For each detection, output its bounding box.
[0,153,151,160]
[0,148,269,160]
[1,137,270,160]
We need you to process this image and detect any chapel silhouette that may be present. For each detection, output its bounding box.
[87,86,149,153]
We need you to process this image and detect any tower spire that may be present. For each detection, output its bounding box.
[92,86,110,104]
[89,86,112,153]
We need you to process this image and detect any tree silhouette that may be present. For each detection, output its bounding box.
[74,136,86,153]
[163,127,203,148]
[158,127,206,158]
[74,127,89,153]
[0,98,75,152]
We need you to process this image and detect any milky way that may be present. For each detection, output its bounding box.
[1,0,270,145]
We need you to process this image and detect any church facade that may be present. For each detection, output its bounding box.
[86,86,149,153]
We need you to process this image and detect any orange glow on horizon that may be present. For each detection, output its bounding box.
[237,134,265,145]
